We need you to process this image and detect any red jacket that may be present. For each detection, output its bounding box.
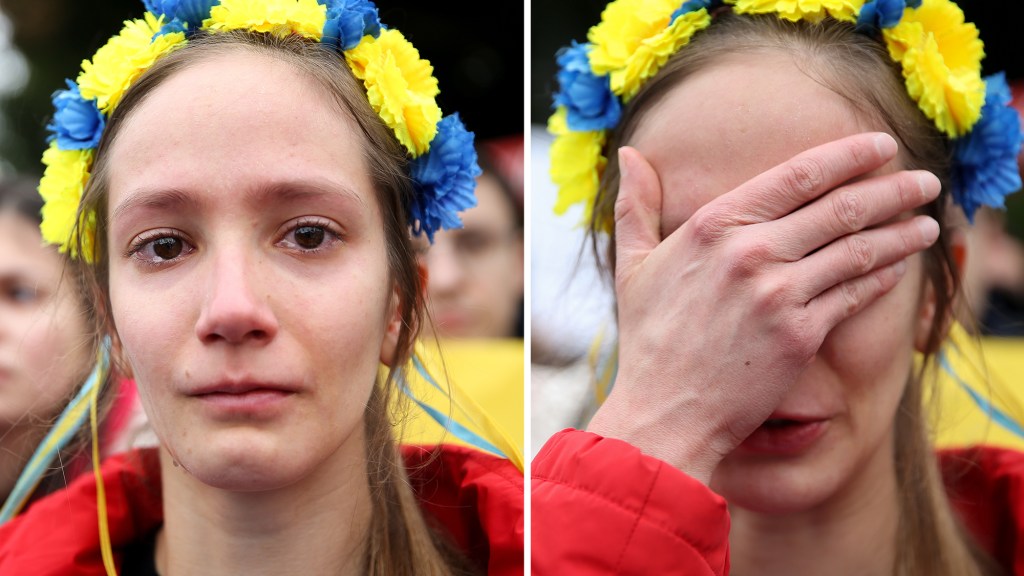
[0,444,524,575]
[532,429,1024,575]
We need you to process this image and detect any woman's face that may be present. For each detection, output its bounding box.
[0,211,90,429]
[629,52,935,513]
[106,51,396,491]
[425,173,523,338]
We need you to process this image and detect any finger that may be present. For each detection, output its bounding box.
[715,132,898,224]
[792,215,938,301]
[806,258,910,333]
[614,146,664,280]
[769,170,940,261]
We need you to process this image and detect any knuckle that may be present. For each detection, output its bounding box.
[723,240,772,279]
[832,190,866,232]
[775,314,818,362]
[782,157,825,197]
[848,138,873,168]
[688,208,727,246]
[840,280,863,317]
[752,276,787,310]
[844,235,874,274]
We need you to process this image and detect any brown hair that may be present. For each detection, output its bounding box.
[588,13,1000,576]
[0,177,103,503]
[67,31,472,575]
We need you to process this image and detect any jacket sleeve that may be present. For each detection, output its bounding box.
[531,429,730,576]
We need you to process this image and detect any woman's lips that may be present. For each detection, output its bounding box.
[737,417,831,455]
[190,383,297,418]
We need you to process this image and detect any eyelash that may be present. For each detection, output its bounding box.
[124,218,344,267]
[276,217,344,254]
[125,229,194,267]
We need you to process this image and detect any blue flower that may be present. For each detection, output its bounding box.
[144,0,219,28]
[856,0,911,32]
[951,73,1024,222]
[553,42,621,132]
[46,80,105,150]
[671,0,720,22]
[153,18,189,40]
[409,114,481,242]
[321,0,381,51]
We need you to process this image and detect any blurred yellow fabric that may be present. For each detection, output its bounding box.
[929,323,1024,451]
[392,339,524,466]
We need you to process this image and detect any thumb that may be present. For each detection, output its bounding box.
[614,146,664,280]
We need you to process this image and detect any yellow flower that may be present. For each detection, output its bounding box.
[589,1,711,100]
[346,29,441,157]
[727,0,864,23]
[78,13,186,114]
[38,143,96,261]
[883,0,984,137]
[204,0,326,40]
[549,107,607,224]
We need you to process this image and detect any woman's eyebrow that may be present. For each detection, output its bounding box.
[111,187,199,223]
[250,179,369,213]
[110,179,369,223]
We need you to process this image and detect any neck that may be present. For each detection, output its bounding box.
[0,424,49,505]
[729,440,900,576]
[156,436,372,576]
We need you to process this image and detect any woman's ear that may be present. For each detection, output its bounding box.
[378,290,402,368]
[379,261,427,367]
[914,281,938,353]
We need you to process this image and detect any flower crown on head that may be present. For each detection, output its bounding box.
[550,0,1023,229]
[40,0,480,261]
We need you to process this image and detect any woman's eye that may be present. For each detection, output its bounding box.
[129,233,194,264]
[279,220,341,253]
[6,284,39,304]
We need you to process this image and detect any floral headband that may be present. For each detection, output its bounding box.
[39,0,480,261]
[549,0,1023,228]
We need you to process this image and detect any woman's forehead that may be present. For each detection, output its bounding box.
[630,53,887,234]
[105,50,374,215]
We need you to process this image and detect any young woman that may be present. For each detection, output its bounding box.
[534,1,1023,574]
[0,1,523,575]
[0,178,96,512]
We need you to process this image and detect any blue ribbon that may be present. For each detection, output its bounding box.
[939,351,1024,439]
[397,356,508,459]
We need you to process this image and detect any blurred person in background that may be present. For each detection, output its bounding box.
[424,142,524,339]
[0,176,94,514]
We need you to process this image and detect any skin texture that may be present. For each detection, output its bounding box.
[425,173,523,339]
[105,51,396,575]
[0,211,90,500]
[586,53,942,575]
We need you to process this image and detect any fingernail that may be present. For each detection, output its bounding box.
[916,217,939,243]
[618,147,630,183]
[893,259,907,275]
[874,133,897,158]
[917,172,940,200]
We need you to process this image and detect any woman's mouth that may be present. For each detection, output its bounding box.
[190,382,297,418]
[737,417,831,455]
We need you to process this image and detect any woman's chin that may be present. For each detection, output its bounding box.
[710,455,848,515]
[163,431,317,492]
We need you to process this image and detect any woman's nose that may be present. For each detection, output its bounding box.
[427,237,465,294]
[194,249,278,346]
